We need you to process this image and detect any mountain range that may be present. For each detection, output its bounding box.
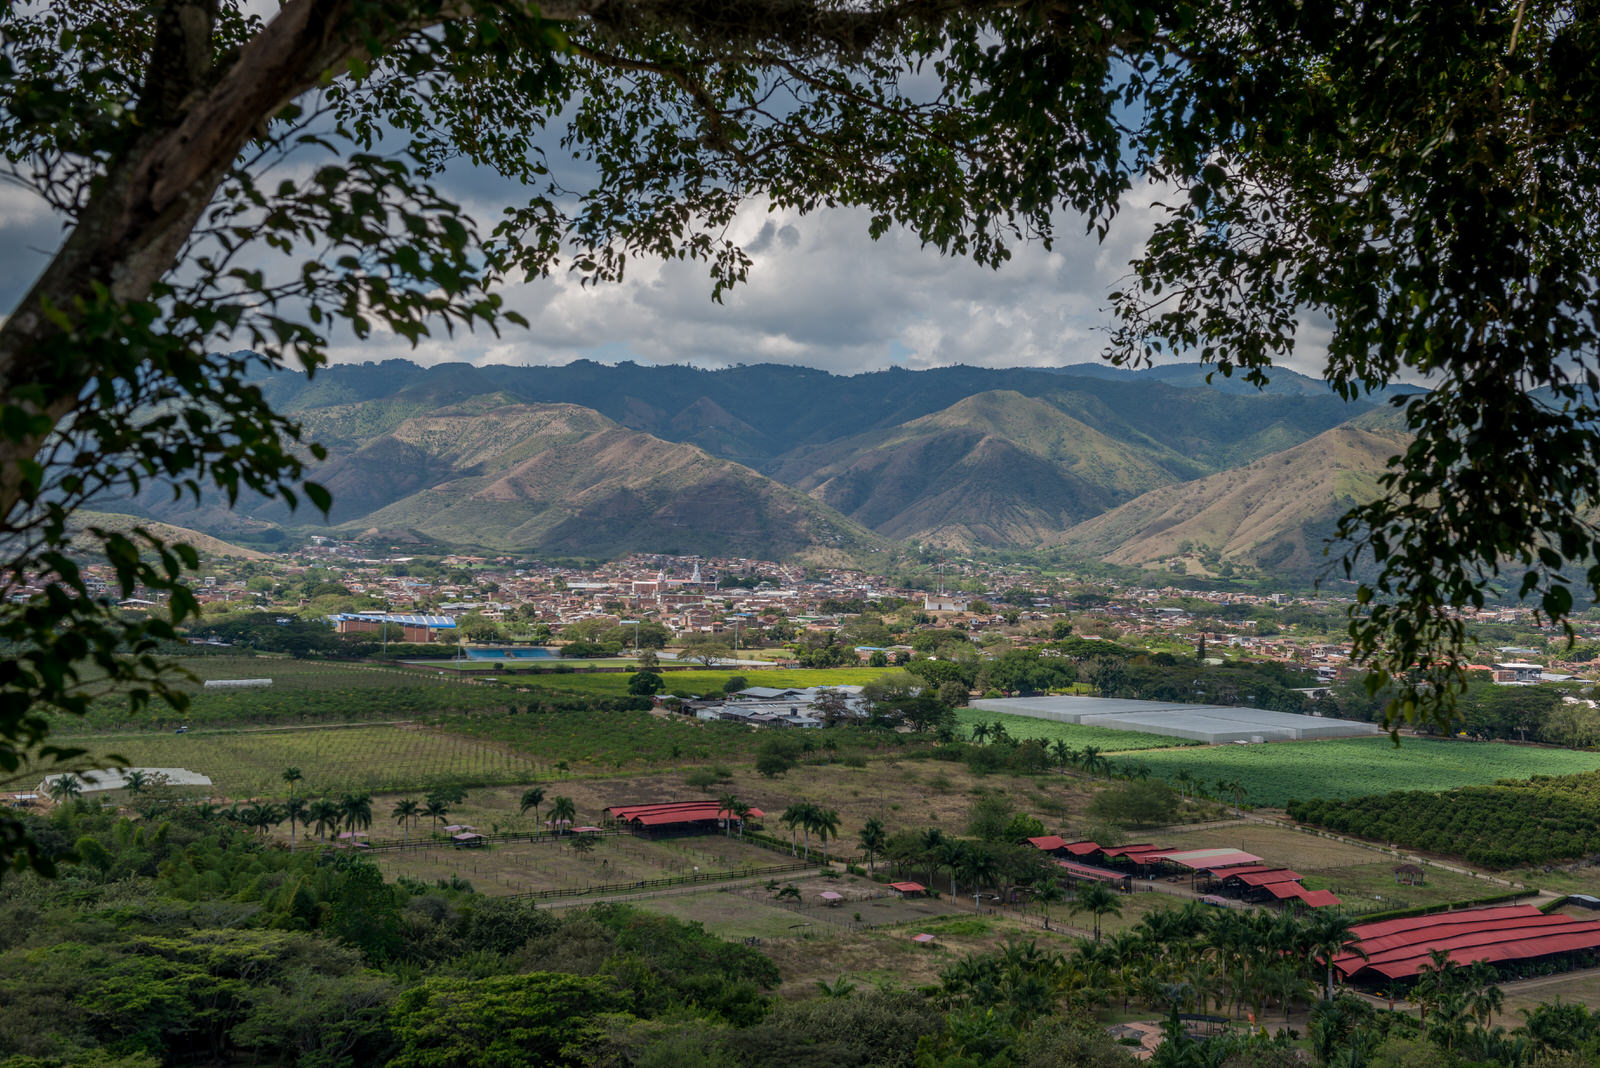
[107,359,1416,575]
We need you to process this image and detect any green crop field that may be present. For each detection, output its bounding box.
[58,656,512,733]
[954,708,1194,752]
[72,723,541,797]
[1110,737,1600,807]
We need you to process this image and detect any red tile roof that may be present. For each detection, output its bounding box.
[604,801,765,827]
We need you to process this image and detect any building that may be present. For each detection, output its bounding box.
[332,612,457,643]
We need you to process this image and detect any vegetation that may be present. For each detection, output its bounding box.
[1288,770,1600,869]
[954,709,1192,753]
[1109,738,1600,808]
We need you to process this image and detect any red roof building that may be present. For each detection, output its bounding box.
[603,800,765,835]
[1336,905,1600,983]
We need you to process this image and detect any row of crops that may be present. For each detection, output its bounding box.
[58,657,513,733]
[1286,771,1600,868]
[82,725,542,797]
[1107,736,1600,807]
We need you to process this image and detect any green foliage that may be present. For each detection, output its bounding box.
[1287,770,1600,868]
[388,973,625,1068]
[1111,737,1600,808]
[1088,780,1179,828]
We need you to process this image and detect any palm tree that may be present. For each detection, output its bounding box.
[47,773,82,803]
[392,798,420,845]
[1174,769,1194,801]
[959,846,1001,910]
[1079,745,1106,778]
[810,806,842,863]
[1302,911,1364,1003]
[123,769,148,794]
[549,795,576,835]
[1051,739,1076,772]
[338,792,373,833]
[1068,882,1123,941]
[1030,876,1066,929]
[423,798,450,834]
[518,786,545,828]
[938,839,968,899]
[969,722,991,745]
[281,766,303,800]
[858,816,887,873]
[920,828,946,886]
[780,803,810,856]
[283,796,308,852]
[815,976,856,999]
[717,792,741,838]
[308,799,340,844]
[730,800,753,840]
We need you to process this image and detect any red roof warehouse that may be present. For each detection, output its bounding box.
[603,800,765,835]
[1335,905,1600,984]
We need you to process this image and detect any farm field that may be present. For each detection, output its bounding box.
[1109,737,1600,807]
[447,704,918,774]
[74,723,539,797]
[59,656,511,733]
[954,708,1194,752]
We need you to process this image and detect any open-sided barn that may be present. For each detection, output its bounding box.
[1335,905,1600,985]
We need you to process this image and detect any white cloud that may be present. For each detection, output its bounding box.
[325,185,1180,376]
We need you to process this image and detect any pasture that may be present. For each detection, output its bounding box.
[954,708,1193,753]
[1108,737,1600,807]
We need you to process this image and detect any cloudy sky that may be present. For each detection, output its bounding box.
[0,12,1334,383]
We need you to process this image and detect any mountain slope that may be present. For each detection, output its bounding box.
[316,399,888,561]
[1054,425,1409,574]
[770,390,1205,548]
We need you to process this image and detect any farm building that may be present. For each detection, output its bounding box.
[603,800,765,837]
[1022,838,1340,908]
[968,695,1381,744]
[1334,905,1600,986]
[332,612,457,643]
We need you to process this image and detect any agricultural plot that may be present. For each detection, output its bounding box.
[60,656,510,733]
[375,834,807,896]
[1108,737,1600,807]
[76,724,539,797]
[954,709,1190,753]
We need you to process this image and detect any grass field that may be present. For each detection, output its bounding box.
[73,723,540,797]
[374,833,794,893]
[1108,737,1600,807]
[954,708,1194,753]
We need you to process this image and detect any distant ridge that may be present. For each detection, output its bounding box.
[94,358,1411,568]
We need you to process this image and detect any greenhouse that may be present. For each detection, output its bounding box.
[967,695,1380,744]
